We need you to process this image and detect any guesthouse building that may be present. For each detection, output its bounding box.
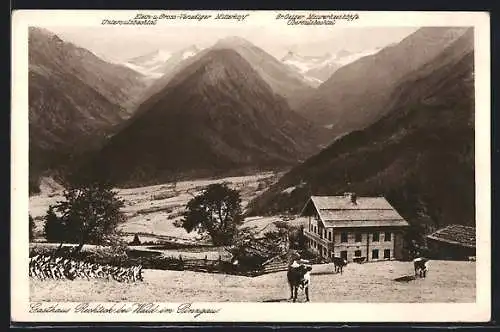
[300,193,409,262]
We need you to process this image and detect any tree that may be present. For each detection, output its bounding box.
[182,183,243,246]
[130,233,141,245]
[29,214,35,241]
[44,206,66,243]
[403,222,428,260]
[43,180,125,254]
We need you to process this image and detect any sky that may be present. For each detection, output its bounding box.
[46,26,418,62]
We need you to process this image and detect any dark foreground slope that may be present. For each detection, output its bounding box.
[84,48,327,187]
[248,29,475,230]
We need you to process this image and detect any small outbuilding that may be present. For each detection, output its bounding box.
[426,224,476,260]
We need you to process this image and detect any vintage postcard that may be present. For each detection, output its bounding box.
[11,10,491,323]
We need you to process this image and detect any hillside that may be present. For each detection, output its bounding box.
[83,48,328,187]
[248,29,475,231]
[28,28,148,193]
[300,27,469,137]
[29,27,147,112]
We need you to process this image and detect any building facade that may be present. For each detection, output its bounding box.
[300,194,409,262]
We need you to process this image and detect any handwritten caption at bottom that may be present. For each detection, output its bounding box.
[29,302,221,318]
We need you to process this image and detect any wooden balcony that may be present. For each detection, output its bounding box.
[304,229,334,249]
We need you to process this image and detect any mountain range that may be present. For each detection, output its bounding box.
[248,28,475,231]
[28,27,148,192]
[299,27,471,138]
[82,48,329,187]
[29,24,476,229]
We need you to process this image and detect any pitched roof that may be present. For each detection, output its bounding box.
[426,224,476,248]
[300,195,409,228]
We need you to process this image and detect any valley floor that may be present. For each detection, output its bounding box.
[29,172,282,243]
[30,260,475,303]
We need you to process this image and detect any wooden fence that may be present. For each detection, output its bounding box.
[172,256,290,277]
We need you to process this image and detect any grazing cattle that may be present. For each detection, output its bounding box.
[287,263,312,302]
[332,256,348,274]
[413,257,430,278]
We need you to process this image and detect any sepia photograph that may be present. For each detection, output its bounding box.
[11,10,490,322]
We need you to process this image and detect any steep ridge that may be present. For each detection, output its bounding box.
[28,27,147,193]
[213,37,314,109]
[30,27,147,111]
[300,27,469,137]
[83,48,328,187]
[248,29,475,230]
[134,37,314,115]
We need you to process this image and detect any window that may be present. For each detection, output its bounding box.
[324,229,327,238]
[372,232,380,242]
[341,232,348,243]
[355,233,362,242]
[328,231,332,241]
[355,250,362,257]
[323,247,327,256]
[341,251,348,260]
[309,224,312,232]
[314,226,317,234]
[384,232,392,242]
[372,249,379,259]
[384,249,391,259]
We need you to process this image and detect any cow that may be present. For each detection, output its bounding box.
[332,256,348,274]
[287,263,312,302]
[413,257,430,278]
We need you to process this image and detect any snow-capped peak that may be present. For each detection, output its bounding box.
[120,45,201,81]
[282,48,383,84]
[127,49,172,67]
